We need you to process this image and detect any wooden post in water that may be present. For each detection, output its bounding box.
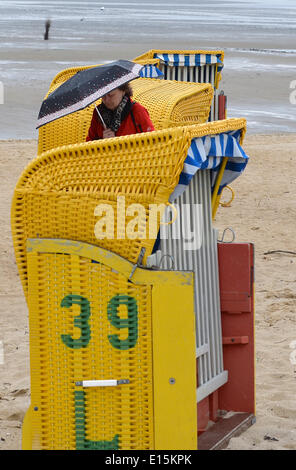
[44,19,51,40]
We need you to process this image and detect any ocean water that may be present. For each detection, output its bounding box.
[1,0,296,46]
[0,0,295,138]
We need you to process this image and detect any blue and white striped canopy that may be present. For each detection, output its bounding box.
[169,129,249,202]
[154,53,224,73]
[139,64,164,78]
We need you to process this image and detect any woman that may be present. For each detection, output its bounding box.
[86,82,155,141]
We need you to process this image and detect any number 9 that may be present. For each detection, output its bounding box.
[107,295,138,350]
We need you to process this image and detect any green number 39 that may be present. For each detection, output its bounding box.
[61,294,138,350]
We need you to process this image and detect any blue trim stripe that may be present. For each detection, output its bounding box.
[163,53,169,64]
[225,160,246,172]
[179,172,193,185]
[209,138,217,156]
[206,54,211,64]
[154,53,224,70]
[219,134,225,153]
[195,55,201,66]
[169,131,249,202]
[173,54,179,66]
[139,64,164,78]
[225,135,234,156]
[187,139,205,166]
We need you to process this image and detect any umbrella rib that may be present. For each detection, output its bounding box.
[95,106,107,129]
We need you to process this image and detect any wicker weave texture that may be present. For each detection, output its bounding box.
[38,69,212,154]
[132,78,213,129]
[12,119,246,299]
[27,249,153,449]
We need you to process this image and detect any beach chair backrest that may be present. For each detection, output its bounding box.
[13,125,190,296]
[132,78,213,130]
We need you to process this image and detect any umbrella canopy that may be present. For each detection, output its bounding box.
[36,60,143,129]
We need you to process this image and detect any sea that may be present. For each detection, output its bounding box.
[0,0,295,139]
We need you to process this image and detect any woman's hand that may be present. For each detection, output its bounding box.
[103,128,115,139]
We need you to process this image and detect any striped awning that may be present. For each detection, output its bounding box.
[139,64,164,78]
[169,129,249,202]
[154,53,224,72]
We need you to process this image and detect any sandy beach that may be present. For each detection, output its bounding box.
[0,132,295,450]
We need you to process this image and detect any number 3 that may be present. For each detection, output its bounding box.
[61,294,91,349]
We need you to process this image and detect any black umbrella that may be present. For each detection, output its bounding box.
[36,60,143,129]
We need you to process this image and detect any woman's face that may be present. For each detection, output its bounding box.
[102,88,125,110]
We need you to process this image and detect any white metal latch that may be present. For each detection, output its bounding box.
[75,379,130,387]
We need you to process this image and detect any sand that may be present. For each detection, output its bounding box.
[0,133,295,450]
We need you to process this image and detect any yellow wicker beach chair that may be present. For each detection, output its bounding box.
[37,66,213,154]
[12,118,246,450]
